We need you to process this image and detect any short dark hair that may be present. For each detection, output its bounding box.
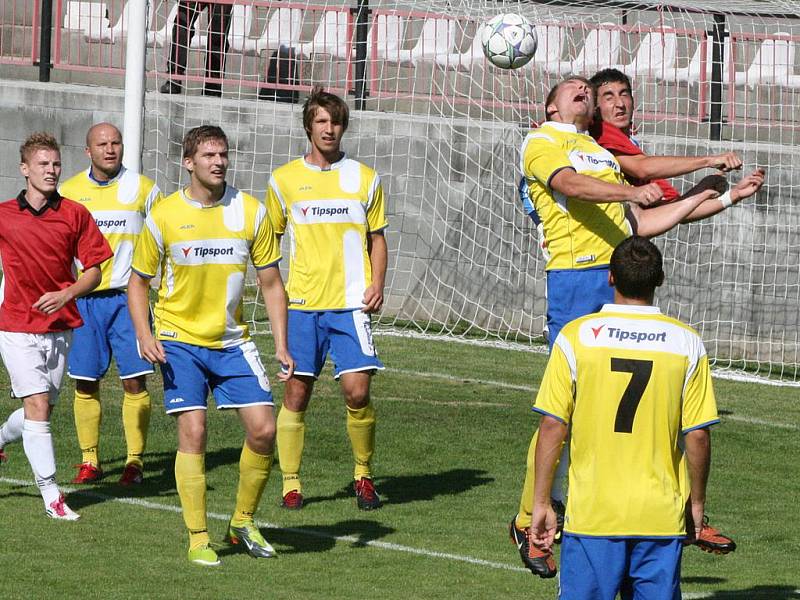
[182,125,228,159]
[302,86,349,139]
[20,132,60,163]
[610,236,664,300]
[544,76,592,120]
[589,68,632,95]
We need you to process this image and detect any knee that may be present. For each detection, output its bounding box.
[249,421,276,453]
[343,386,370,409]
[122,376,147,395]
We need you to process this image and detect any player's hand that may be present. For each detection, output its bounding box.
[630,182,664,207]
[530,504,558,552]
[707,152,743,173]
[730,168,766,203]
[32,289,72,315]
[275,348,295,382]
[361,283,384,313]
[137,334,166,364]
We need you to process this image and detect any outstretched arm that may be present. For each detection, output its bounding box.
[550,169,663,207]
[681,168,766,223]
[617,151,742,181]
[629,188,720,237]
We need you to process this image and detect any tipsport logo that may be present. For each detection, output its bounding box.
[171,239,246,265]
[179,246,235,258]
[590,324,667,344]
[293,200,365,225]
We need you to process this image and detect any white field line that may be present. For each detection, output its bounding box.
[374,330,800,388]
[388,368,798,430]
[0,476,527,574]
[3,476,798,599]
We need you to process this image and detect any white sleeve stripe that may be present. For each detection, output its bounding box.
[144,185,160,215]
[253,203,266,239]
[366,173,381,211]
[554,334,577,382]
[268,176,287,215]
[144,215,163,252]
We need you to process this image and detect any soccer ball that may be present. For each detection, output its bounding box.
[481,14,538,69]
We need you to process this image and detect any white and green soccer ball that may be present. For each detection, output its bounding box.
[481,13,538,69]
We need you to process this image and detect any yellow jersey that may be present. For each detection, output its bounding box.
[534,304,719,537]
[59,167,162,290]
[520,122,632,271]
[266,155,388,311]
[131,185,281,349]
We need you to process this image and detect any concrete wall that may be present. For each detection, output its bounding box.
[1,78,799,368]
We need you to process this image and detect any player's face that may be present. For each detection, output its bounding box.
[307,107,344,156]
[184,139,229,190]
[549,79,595,125]
[20,148,62,197]
[595,81,634,131]
[86,125,123,179]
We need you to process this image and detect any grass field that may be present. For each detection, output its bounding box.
[0,333,798,599]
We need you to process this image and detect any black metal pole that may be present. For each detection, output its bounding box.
[352,0,370,110]
[709,13,726,141]
[38,0,53,82]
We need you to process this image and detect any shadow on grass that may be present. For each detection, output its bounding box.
[217,519,397,557]
[64,446,242,510]
[302,468,494,507]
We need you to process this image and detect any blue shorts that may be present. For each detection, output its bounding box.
[546,267,614,350]
[288,309,384,379]
[68,290,155,381]
[160,340,273,414]
[560,535,682,600]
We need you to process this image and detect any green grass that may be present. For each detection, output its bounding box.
[0,334,798,599]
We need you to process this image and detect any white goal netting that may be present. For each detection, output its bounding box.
[132,0,800,381]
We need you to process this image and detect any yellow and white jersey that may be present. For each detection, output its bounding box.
[534,304,719,538]
[520,121,632,271]
[266,155,388,311]
[59,167,162,290]
[131,185,281,349]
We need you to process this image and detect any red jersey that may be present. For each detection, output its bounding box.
[0,191,113,333]
[591,121,679,202]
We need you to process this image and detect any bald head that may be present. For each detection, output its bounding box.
[85,122,123,181]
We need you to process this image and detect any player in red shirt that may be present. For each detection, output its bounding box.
[589,68,764,219]
[0,132,113,520]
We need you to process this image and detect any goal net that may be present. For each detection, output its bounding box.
[139,0,800,382]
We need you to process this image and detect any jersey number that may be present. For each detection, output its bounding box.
[611,358,653,434]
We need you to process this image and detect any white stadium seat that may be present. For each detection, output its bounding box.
[371,14,406,61]
[734,33,796,87]
[296,10,351,60]
[533,24,565,73]
[668,35,731,83]
[554,23,620,75]
[618,30,677,78]
[253,8,304,55]
[434,23,484,71]
[227,4,254,54]
[394,18,456,67]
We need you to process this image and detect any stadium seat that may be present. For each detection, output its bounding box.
[668,34,731,83]
[734,33,796,87]
[618,29,677,78]
[296,10,352,60]
[85,1,155,43]
[394,18,456,66]
[533,24,565,73]
[370,14,406,61]
[554,23,620,75]
[253,8,304,56]
[148,4,198,49]
[434,21,484,71]
[227,4,254,54]
[64,1,108,35]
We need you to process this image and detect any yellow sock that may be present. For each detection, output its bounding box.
[346,403,375,481]
[276,407,305,495]
[231,443,272,526]
[122,390,151,469]
[74,389,101,466]
[175,451,208,550]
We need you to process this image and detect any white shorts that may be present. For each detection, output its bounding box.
[0,330,72,405]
